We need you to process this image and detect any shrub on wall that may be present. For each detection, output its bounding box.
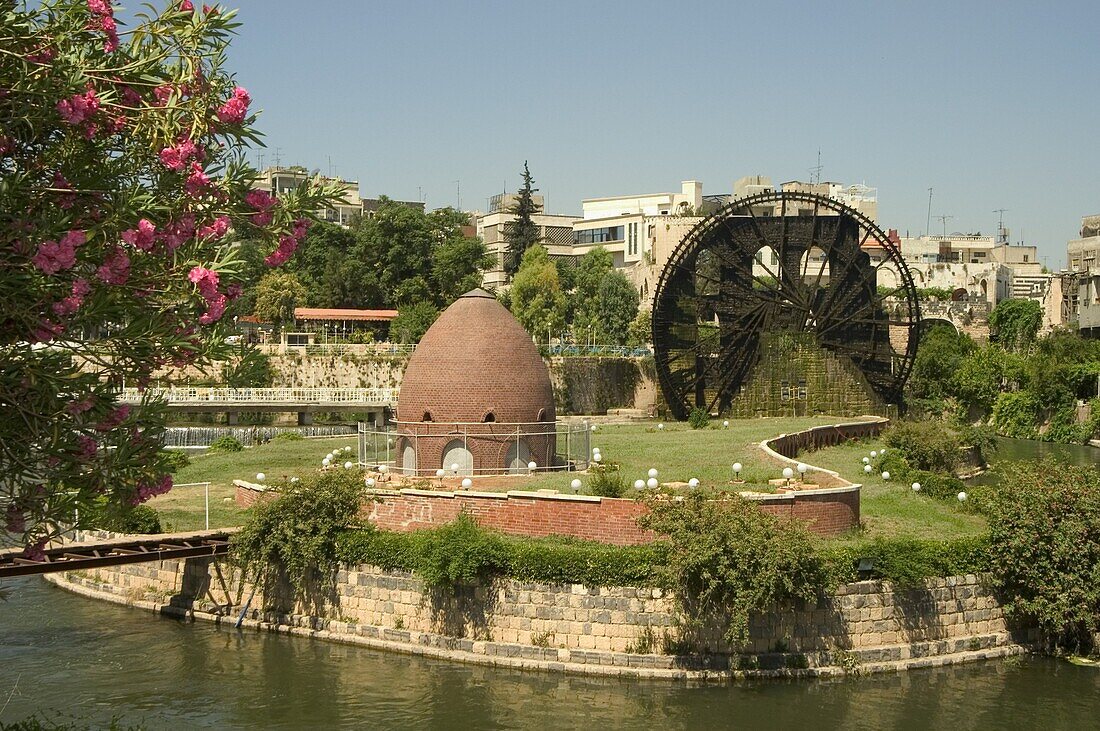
[232,471,366,598]
[984,460,1100,654]
[639,491,828,646]
[586,462,627,498]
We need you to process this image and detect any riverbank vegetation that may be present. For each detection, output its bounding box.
[908,301,1100,444]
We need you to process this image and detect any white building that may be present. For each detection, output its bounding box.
[474,193,577,289]
[255,166,424,227]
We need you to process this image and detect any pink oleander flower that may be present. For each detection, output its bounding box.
[131,474,173,505]
[21,541,46,562]
[153,84,174,106]
[121,218,156,251]
[160,213,196,250]
[291,217,311,240]
[0,135,14,156]
[199,293,228,325]
[95,404,130,432]
[66,396,96,416]
[120,85,142,107]
[57,89,100,125]
[32,230,85,274]
[31,318,64,343]
[183,161,210,197]
[187,265,220,299]
[245,188,275,210]
[226,283,242,299]
[76,434,98,461]
[264,233,298,267]
[27,46,55,64]
[159,137,201,171]
[52,278,92,316]
[87,0,111,13]
[215,86,251,124]
[180,0,194,10]
[96,246,130,285]
[197,215,230,240]
[5,505,27,534]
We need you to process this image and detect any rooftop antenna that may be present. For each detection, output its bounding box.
[418,186,423,203]
[993,208,1009,245]
[452,180,460,210]
[808,149,823,185]
[327,155,333,178]
[272,147,282,168]
[925,188,933,237]
[935,214,954,239]
[257,152,265,170]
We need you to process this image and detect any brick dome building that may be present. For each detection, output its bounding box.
[394,289,556,475]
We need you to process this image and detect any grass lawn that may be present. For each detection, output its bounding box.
[155,419,988,543]
[806,438,988,544]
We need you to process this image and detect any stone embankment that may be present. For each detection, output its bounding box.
[48,557,1023,680]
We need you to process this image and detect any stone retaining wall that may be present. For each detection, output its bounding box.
[48,553,1023,680]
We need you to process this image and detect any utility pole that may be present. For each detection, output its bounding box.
[993,208,1009,245]
[925,188,933,237]
[452,180,460,210]
[935,214,954,239]
[808,149,823,185]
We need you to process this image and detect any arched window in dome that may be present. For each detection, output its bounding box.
[422,411,433,422]
[536,408,547,422]
[505,440,532,474]
[401,444,416,475]
[441,440,473,476]
[482,411,496,423]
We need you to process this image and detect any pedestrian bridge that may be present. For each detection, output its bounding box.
[0,529,233,579]
[119,387,398,424]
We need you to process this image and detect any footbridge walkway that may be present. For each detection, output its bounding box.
[119,387,398,425]
[0,529,234,579]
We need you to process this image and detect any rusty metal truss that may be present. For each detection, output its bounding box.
[651,191,921,420]
[0,531,232,578]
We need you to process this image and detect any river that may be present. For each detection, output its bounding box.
[1,578,1098,730]
[968,436,1099,486]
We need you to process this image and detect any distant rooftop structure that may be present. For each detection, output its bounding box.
[294,307,398,322]
[255,166,424,227]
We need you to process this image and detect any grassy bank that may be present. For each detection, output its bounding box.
[155,418,985,543]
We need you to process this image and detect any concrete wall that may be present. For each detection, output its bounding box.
[50,559,1023,679]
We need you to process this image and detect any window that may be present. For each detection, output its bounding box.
[536,408,547,421]
[781,381,790,401]
[798,380,807,399]
[574,226,625,245]
[482,411,496,423]
[422,411,433,422]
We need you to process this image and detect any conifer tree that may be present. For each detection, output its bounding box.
[504,161,542,279]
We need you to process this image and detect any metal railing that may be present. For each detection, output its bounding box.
[545,344,652,357]
[357,421,592,477]
[173,482,212,530]
[120,387,399,406]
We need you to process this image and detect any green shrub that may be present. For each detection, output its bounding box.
[208,435,244,454]
[336,528,665,588]
[882,421,963,473]
[273,431,305,442]
[412,513,508,590]
[586,462,627,498]
[159,449,190,472]
[984,460,1100,653]
[85,501,162,535]
[821,536,989,588]
[687,408,709,430]
[991,391,1041,440]
[231,470,365,597]
[639,491,828,646]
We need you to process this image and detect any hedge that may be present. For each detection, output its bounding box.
[334,526,990,590]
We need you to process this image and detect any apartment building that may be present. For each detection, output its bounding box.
[254,167,424,227]
[474,193,578,289]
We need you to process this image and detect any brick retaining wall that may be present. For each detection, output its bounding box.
[49,554,1023,679]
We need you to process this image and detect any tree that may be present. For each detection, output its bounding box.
[390,301,439,343]
[989,298,1042,353]
[906,324,975,413]
[626,310,652,347]
[0,1,340,553]
[596,270,640,345]
[503,161,542,279]
[253,272,306,332]
[571,246,614,338]
[509,245,566,340]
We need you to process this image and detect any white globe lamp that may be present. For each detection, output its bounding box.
[570,478,582,492]
[634,479,645,490]
[688,478,699,488]
[648,468,658,479]
[864,465,873,474]
[912,482,921,492]
[646,477,658,489]
[255,473,265,482]
[958,491,968,502]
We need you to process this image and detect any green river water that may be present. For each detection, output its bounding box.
[1,438,1097,730]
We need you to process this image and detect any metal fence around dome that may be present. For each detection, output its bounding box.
[356,420,593,477]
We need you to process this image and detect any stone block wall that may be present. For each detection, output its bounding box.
[51,558,1019,678]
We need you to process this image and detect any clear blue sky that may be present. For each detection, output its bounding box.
[223,0,1098,267]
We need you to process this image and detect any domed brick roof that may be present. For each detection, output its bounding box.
[396,289,555,425]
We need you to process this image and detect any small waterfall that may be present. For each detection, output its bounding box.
[163,425,357,448]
